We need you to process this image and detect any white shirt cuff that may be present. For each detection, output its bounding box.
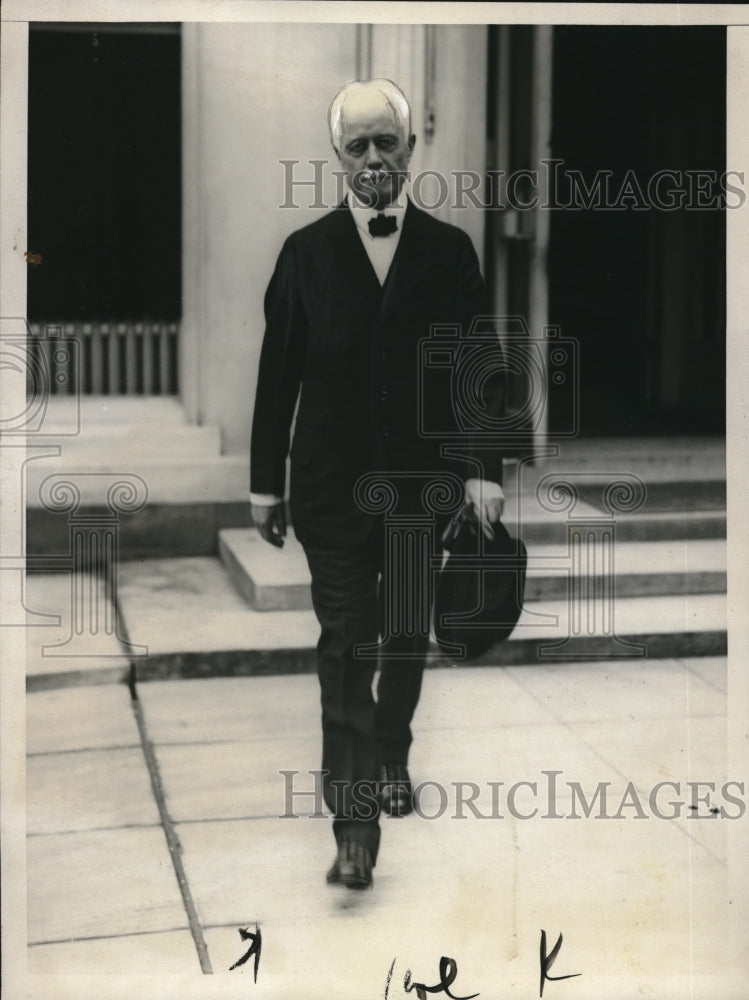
[250,493,283,506]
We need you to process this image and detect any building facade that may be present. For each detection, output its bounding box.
[22,21,726,554]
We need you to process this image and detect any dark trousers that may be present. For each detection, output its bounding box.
[302,520,442,862]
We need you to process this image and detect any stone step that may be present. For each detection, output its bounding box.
[219,528,312,611]
[42,397,222,459]
[24,572,134,692]
[26,490,726,561]
[111,558,727,685]
[219,528,727,613]
[28,396,239,508]
[25,456,249,508]
[25,408,726,559]
[508,509,726,543]
[24,557,726,689]
[523,476,726,511]
[26,498,254,562]
[42,395,191,430]
[504,468,726,534]
[531,436,725,479]
[42,424,222,461]
[500,475,726,540]
[26,485,726,566]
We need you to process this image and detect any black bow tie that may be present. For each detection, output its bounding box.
[368,213,398,237]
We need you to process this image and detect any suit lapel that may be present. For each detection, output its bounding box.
[320,199,434,320]
[321,202,383,308]
[379,200,432,322]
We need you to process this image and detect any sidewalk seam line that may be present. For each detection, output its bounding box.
[28,822,163,837]
[27,743,142,756]
[29,925,193,946]
[131,693,213,974]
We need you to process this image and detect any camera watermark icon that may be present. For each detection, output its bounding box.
[0,317,81,436]
[418,316,579,447]
[355,310,655,660]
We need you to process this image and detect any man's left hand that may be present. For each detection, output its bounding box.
[465,478,505,539]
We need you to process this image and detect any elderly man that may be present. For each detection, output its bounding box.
[250,79,504,889]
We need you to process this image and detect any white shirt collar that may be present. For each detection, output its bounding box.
[348,184,409,240]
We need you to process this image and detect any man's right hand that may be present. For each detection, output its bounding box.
[251,502,287,548]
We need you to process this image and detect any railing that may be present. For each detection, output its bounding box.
[27,321,179,395]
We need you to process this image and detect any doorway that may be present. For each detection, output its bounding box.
[27,23,182,394]
[547,26,726,436]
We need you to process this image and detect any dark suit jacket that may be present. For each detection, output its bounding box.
[250,199,505,550]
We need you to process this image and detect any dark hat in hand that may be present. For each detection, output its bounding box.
[434,506,527,659]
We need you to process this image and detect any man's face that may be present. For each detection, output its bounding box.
[335,99,415,210]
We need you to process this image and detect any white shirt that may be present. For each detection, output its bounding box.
[348,189,406,285]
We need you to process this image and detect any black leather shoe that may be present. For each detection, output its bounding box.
[326,839,374,890]
[378,762,414,817]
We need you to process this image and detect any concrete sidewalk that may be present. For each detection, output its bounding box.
[25,655,740,997]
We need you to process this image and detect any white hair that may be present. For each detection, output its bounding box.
[328,79,412,151]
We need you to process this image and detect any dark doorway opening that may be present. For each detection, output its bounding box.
[27,23,182,394]
[548,26,726,436]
